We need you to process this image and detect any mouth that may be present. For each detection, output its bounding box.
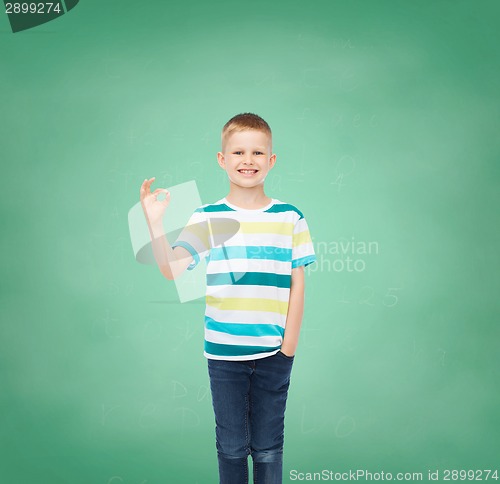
[238,169,259,176]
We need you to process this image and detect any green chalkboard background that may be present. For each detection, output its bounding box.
[1,1,499,482]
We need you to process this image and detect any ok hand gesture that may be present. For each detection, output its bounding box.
[140,177,171,227]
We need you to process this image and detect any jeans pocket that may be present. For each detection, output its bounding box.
[277,350,295,361]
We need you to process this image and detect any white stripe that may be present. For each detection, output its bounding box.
[293,242,315,260]
[213,231,293,248]
[205,350,280,361]
[294,217,310,233]
[205,329,282,347]
[206,284,290,302]
[207,258,291,274]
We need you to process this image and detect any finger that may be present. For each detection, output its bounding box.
[140,178,150,198]
[147,177,156,191]
[151,188,166,196]
[152,188,170,202]
[161,190,171,206]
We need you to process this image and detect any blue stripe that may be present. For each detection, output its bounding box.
[292,255,317,268]
[205,340,281,357]
[205,316,284,337]
[171,240,199,269]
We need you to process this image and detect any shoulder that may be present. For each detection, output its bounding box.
[269,199,305,221]
[192,199,226,214]
[195,198,234,214]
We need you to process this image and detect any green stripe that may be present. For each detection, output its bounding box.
[205,341,281,356]
[207,271,291,288]
[196,201,304,219]
[196,203,234,213]
[266,203,304,219]
[205,317,285,337]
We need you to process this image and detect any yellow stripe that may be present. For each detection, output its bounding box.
[183,222,211,245]
[237,221,294,236]
[206,296,289,315]
[293,230,312,247]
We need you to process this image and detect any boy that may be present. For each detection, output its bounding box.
[140,113,316,483]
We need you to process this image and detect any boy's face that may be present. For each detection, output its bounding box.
[217,130,276,189]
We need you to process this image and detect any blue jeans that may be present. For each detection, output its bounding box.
[207,350,295,484]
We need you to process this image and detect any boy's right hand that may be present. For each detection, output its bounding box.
[140,177,171,227]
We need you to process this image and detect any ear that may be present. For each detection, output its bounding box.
[268,153,277,168]
[217,152,226,169]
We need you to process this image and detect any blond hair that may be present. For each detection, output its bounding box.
[221,112,272,153]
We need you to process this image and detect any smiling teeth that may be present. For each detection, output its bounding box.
[239,170,257,173]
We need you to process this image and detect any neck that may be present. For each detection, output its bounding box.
[225,186,271,208]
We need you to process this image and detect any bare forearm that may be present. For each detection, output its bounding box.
[148,221,178,280]
[281,279,305,356]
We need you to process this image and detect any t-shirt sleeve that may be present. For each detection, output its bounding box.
[171,208,211,271]
[292,214,317,269]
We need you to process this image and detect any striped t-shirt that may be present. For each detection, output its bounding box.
[171,197,316,361]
